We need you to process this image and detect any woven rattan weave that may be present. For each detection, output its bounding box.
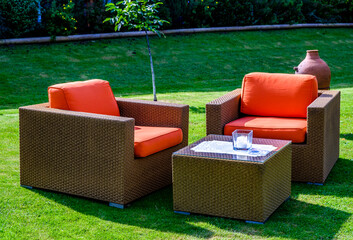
[172,135,291,223]
[19,98,189,207]
[206,89,340,183]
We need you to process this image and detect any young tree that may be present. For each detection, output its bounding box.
[104,0,169,101]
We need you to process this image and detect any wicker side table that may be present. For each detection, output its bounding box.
[172,135,291,223]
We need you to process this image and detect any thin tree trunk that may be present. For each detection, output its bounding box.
[145,30,157,101]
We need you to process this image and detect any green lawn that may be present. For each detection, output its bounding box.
[1,28,353,239]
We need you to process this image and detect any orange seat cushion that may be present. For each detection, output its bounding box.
[241,72,318,118]
[224,116,307,143]
[48,79,120,116]
[134,126,183,157]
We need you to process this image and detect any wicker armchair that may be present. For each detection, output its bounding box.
[206,87,340,184]
[20,98,189,208]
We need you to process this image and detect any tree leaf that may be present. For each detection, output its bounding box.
[103,18,111,23]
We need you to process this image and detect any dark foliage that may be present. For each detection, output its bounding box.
[1,0,352,39]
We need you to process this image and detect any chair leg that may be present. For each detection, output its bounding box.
[245,220,265,224]
[174,211,190,215]
[307,182,324,186]
[109,202,125,209]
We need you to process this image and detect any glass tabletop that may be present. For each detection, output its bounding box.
[173,134,291,163]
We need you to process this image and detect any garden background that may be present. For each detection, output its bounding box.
[1,0,353,39]
[1,28,353,239]
[1,0,353,239]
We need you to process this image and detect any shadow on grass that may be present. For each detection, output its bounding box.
[31,183,350,239]
[259,198,351,239]
[340,133,353,141]
[33,186,214,238]
[190,106,205,114]
[291,158,353,198]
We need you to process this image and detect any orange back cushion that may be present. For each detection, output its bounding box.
[48,79,120,116]
[240,72,318,118]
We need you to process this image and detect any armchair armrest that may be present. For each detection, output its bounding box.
[19,103,135,203]
[306,90,340,172]
[116,98,189,144]
[206,89,241,135]
[307,90,340,144]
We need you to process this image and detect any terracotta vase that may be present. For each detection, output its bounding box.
[294,50,331,90]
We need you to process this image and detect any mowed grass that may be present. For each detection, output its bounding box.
[0,28,353,239]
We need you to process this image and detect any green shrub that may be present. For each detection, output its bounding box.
[311,0,353,23]
[252,0,304,25]
[73,0,114,33]
[301,0,337,23]
[1,0,353,39]
[202,0,304,27]
[43,0,77,39]
[162,0,307,28]
[0,0,38,38]
[161,0,183,28]
[184,0,215,27]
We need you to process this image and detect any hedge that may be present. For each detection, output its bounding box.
[0,0,39,38]
[0,0,352,39]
